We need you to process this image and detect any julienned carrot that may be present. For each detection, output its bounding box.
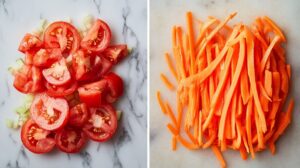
[160,73,175,90]
[158,12,293,168]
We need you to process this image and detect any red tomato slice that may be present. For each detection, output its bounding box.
[83,104,117,142]
[30,93,69,131]
[21,119,55,154]
[13,65,44,93]
[44,22,81,55]
[69,103,89,127]
[33,48,62,67]
[78,80,107,107]
[25,49,39,65]
[72,51,112,82]
[72,49,93,80]
[103,72,124,103]
[42,58,71,86]
[55,126,87,153]
[81,19,111,53]
[102,45,128,64]
[45,80,77,97]
[18,33,43,53]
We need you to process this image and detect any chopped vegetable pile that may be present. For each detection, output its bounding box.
[10,16,128,154]
[157,12,294,167]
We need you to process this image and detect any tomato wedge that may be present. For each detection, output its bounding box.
[42,58,71,86]
[102,45,128,64]
[18,33,43,53]
[72,49,93,80]
[21,119,55,154]
[78,80,107,107]
[30,93,69,131]
[69,103,89,127]
[44,21,80,55]
[55,127,87,153]
[103,72,124,103]
[13,65,44,93]
[81,19,111,53]
[45,80,77,97]
[83,104,117,142]
[33,48,62,67]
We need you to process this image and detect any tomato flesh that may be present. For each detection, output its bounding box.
[103,72,124,103]
[69,103,89,127]
[18,33,43,53]
[21,119,55,154]
[78,80,107,107]
[13,65,44,93]
[45,80,77,97]
[44,21,81,55]
[81,19,111,53]
[42,58,71,86]
[30,93,69,131]
[102,45,128,64]
[83,104,117,142]
[55,127,87,153]
[33,48,62,67]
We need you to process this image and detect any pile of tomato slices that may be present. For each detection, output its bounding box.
[13,19,128,154]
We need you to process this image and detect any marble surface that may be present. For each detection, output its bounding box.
[150,0,300,168]
[0,0,147,168]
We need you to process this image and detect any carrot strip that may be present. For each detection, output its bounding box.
[264,70,272,97]
[245,28,267,133]
[262,16,286,42]
[165,102,178,127]
[160,73,175,90]
[156,91,167,115]
[260,36,281,74]
[212,145,226,168]
[177,135,199,150]
[186,12,196,75]
[164,53,179,81]
[167,123,179,136]
[172,136,177,151]
[246,97,255,159]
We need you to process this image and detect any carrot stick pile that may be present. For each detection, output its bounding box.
[156,12,294,168]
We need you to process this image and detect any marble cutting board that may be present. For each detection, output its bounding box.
[150,0,300,168]
[0,0,147,168]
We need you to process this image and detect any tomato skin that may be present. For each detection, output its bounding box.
[72,49,92,80]
[83,104,117,142]
[18,33,43,53]
[21,119,55,154]
[103,72,124,103]
[78,80,107,107]
[55,127,87,153]
[33,48,62,67]
[42,58,71,86]
[44,21,81,55]
[30,93,69,131]
[45,80,78,97]
[13,65,44,93]
[102,45,128,64]
[69,103,89,127]
[81,19,111,53]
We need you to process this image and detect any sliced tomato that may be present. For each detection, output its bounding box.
[25,49,39,65]
[44,21,81,55]
[21,119,55,154]
[78,80,107,107]
[103,72,124,103]
[81,19,111,53]
[45,80,77,97]
[33,48,62,67]
[73,51,112,82]
[83,104,117,142]
[30,93,69,131]
[18,33,43,53]
[13,65,44,93]
[42,58,71,86]
[55,127,87,153]
[102,45,128,64]
[72,49,92,80]
[69,103,89,127]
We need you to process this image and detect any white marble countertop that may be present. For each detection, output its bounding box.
[0,0,147,168]
[150,0,300,168]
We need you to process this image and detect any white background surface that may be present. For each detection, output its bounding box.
[0,0,147,168]
[150,0,300,168]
